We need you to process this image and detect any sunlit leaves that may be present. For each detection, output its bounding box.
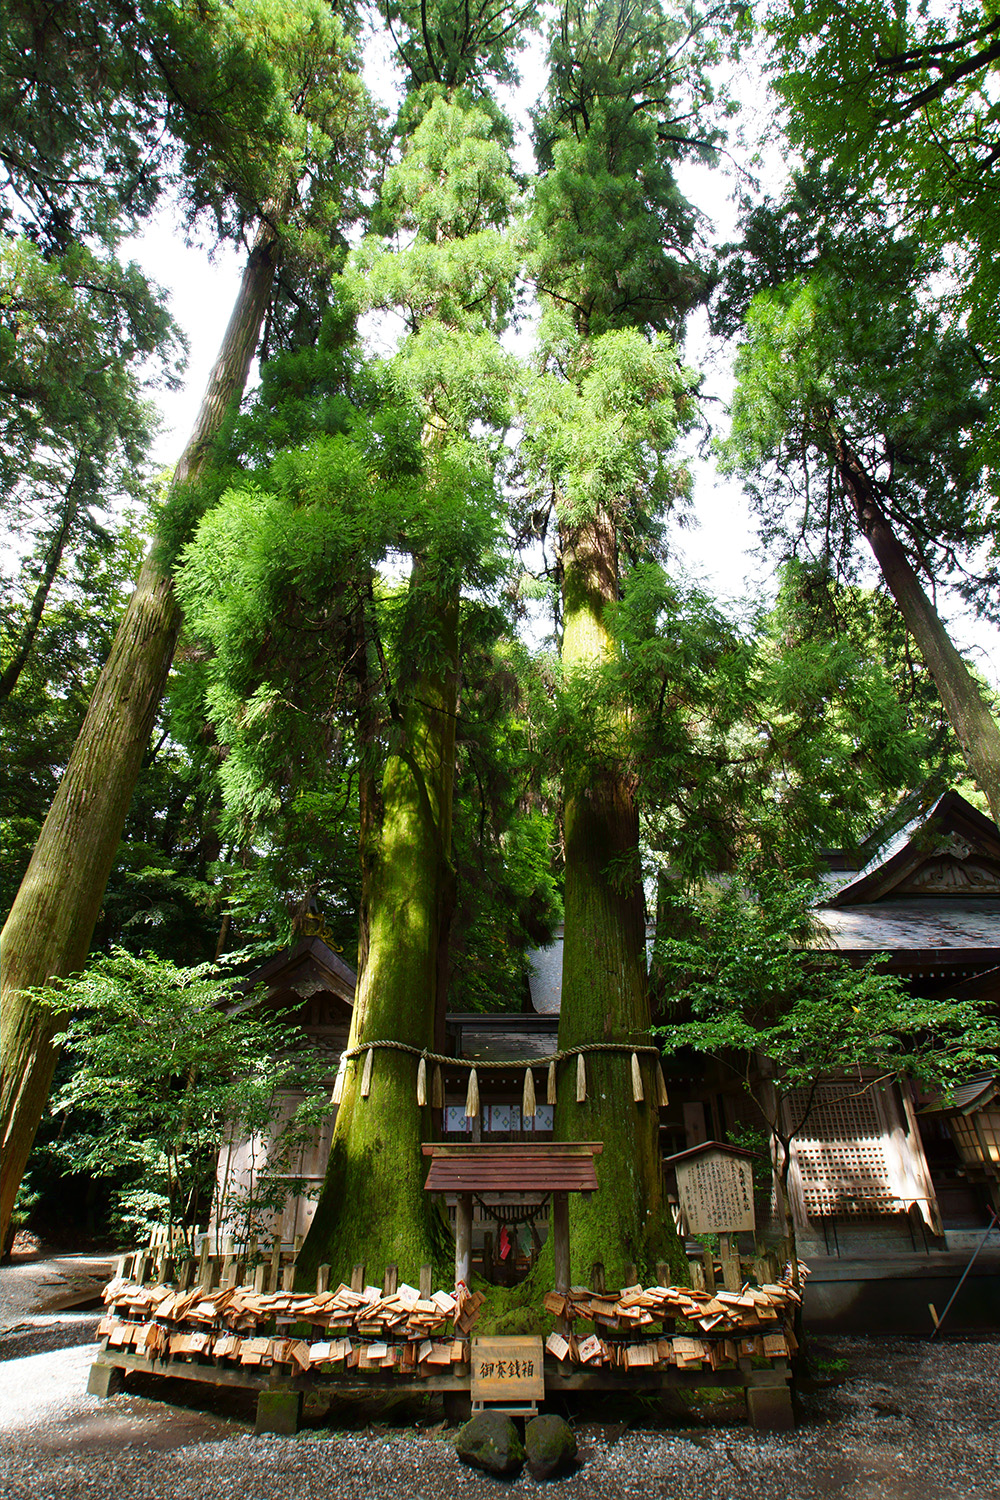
[44,946,330,1245]
[655,868,1000,1132]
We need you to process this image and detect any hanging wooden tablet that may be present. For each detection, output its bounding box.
[416,1055,427,1107]
[576,1053,587,1102]
[522,1067,536,1119]
[360,1047,373,1098]
[547,1060,557,1104]
[631,1052,644,1103]
[432,1063,444,1109]
[655,1063,670,1107]
[331,1056,346,1105]
[465,1067,480,1119]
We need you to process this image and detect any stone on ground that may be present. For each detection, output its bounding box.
[525,1413,577,1479]
[454,1411,525,1476]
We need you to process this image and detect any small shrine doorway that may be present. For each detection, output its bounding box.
[422,1142,603,1297]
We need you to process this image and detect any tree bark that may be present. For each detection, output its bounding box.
[835,436,1000,826]
[296,584,459,1287]
[0,219,282,1246]
[557,513,687,1286]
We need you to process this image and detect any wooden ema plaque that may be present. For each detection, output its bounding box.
[471,1336,544,1404]
[673,1145,756,1234]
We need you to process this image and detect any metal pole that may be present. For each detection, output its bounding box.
[929,1208,998,1339]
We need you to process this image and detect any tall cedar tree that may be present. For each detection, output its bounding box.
[0,239,179,702]
[0,1,371,1246]
[714,171,1000,825]
[296,74,525,1279]
[524,0,713,1283]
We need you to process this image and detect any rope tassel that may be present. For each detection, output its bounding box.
[465,1067,480,1119]
[522,1067,536,1119]
[360,1047,373,1098]
[416,1054,427,1107]
[576,1053,587,1103]
[331,1054,347,1106]
[655,1063,670,1108]
[547,1060,557,1105]
[432,1062,444,1109]
[630,1052,644,1103]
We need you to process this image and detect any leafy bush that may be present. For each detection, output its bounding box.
[45,946,331,1252]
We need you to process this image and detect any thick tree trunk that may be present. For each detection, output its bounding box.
[557,514,687,1286]
[0,221,281,1246]
[836,439,1000,826]
[297,586,459,1287]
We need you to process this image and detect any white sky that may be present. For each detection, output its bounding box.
[130,24,1000,691]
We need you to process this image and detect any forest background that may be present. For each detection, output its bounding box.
[2,0,999,1275]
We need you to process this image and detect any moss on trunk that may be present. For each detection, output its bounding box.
[297,593,459,1287]
[0,223,281,1245]
[556,515,687,1287]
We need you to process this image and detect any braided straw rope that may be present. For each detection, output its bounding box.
[336,1038,663,1069]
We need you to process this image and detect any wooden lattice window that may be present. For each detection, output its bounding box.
[949,1112,1000,1167]
[787,1082,898,1218]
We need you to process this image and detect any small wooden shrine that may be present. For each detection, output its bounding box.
[422,1141,601,1293]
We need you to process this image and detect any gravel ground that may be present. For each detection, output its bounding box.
[2,1259,999,1499]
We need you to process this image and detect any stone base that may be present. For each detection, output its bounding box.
[87,1361,127,1398]
[255,1389,303,1436]
[746,1384,794,1431]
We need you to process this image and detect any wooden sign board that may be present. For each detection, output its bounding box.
[675,1148,755,1234]
[471,1336,545,1403]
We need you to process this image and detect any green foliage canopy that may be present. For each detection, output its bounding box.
[758,0,1000,358]
[716,174,996,618]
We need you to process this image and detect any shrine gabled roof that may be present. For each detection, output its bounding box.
[234,935,357,1004]
[663,1140,756,1166]
[826,791,1000,907]
[919,1072,1000,1116]
[422,1142,602,1195]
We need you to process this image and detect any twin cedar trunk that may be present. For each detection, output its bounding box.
[558,515,685,1286]
[0,224,282,1245]
[297,593,460,1285]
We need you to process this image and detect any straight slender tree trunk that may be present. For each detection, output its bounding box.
[297,585,459,1286]
[835,437,1000,826]
[0,463,83,703]
[0,220,282,1247]
[557,513,687,1286]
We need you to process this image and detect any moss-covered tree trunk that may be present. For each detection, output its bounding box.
[556,514,686,1286]
[297,589,459,1286]
[0,222,281,1246]
[835,435,1000,825]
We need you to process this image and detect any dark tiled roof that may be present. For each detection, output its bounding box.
[920,1073,999,1116]
[813,899,1000,952]
[828,791,1000,907]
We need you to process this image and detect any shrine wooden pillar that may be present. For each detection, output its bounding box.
[552,1191,570,1294]
[455,1193,473,1287]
